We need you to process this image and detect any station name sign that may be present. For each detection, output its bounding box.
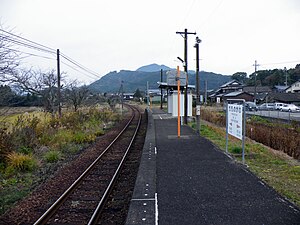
[227,104,243,140]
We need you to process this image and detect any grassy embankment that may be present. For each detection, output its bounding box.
[189,108,300,208]
[0,105,123,215]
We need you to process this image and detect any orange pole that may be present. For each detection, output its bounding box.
[177,66,181,138]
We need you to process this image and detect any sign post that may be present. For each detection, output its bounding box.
[225,99,246,163]
[177,66,181,138]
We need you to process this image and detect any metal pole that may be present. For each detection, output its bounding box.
[242,101,246,164]
[195,37,201,134]
[177,66,181,138]
[160,69,163,109]
[57,49,62,118]
[147,81,149,109]
[225,101,229,153]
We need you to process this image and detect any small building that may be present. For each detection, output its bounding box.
[223,91,254,102]
[285,81,300,93]
[267,93,300,105]
[273,85,287,93]
[243,86,272,102]
[123,93,134,100]
[157,69,194,117]
[209,80,243,103]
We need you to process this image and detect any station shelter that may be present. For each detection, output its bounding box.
[157,70,195,117]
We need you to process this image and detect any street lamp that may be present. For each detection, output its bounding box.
[194,36,202,134]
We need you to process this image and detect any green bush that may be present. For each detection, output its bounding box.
[72,132,96,144]
[18,146,33,155]
[44,150,62,163]
[230,146,242,154]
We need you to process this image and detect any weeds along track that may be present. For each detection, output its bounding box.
[32,105,142,225]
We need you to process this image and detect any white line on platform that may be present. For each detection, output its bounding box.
[155,192,159,225]
[131,198,155,201]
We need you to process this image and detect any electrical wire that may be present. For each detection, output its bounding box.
[260,60,300,66]
[60,53,101,78]
[1,28,101,80]
[60,61,98,80]
[1,46,56,60]
[1,35,56,54]
[0,28,56,52]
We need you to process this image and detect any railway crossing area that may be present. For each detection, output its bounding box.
[126,108,300,225]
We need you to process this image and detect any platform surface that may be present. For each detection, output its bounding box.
[126,108,300,225]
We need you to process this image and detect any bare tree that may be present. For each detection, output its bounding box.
[2,68,63,113]
[0,27,20,79]
[64,80,89,111]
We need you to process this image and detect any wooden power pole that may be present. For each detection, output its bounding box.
[176,29,196,124]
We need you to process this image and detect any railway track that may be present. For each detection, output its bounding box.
[33,105,142,225]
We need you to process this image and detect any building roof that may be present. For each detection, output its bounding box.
[224,91,247,97]
[268,93,300,103]
[157,81,195,90]
[243,86,272,93]
[220,80,242,88]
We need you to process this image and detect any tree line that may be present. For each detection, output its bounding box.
[231,64,300,86]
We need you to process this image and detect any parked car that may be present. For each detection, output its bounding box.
[258,103,275,111]
[280,104,300,112]
[245,101,258,111]
[274,102,284,110]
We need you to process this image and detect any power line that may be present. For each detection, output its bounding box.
[1,28,101,80]
[2,46,56,60]
[0,28,56,52]
[60,61,99,80]
[260,60,300,66]
[1,35,56,54]
[60,53,101,78]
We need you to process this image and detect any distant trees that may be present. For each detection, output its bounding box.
[231,72,248,84]
[133,88,142,98]
[234,65,300,87]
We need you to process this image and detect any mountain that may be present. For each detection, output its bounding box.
[136,63,171,72]
[88,65,231,93]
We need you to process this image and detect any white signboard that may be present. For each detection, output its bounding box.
[166,70,186,86]
[227,104,243,140]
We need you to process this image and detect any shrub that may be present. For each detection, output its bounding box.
[44,150,62,163]
[6,152,38,171]
[231,146,242,154]
[72,132,96,144]
[0,128,14,163]
[18,146,33,155]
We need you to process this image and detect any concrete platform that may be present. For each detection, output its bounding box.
[126,108,300,225]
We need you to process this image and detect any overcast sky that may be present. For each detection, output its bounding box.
[1,0,300,84]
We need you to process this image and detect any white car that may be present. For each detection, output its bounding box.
[274,102,284,110]
[280,104,300,112]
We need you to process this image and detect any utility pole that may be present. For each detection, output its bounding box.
[176,28,196,124]
[147,81,149,109]
[284,67,288,87]
[57,49,62,118]
[253,60,259,104]
[194,36,201,134]
[160,69,163,109]
[205,80,208,105]
[121,80,124,110]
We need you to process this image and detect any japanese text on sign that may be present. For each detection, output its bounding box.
[227,104,243,140]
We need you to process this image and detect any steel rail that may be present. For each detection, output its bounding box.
[88,106,142,225]
[33,105,136,225]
